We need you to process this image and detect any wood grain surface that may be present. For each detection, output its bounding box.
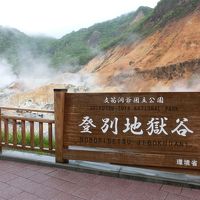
[56,92,200,171]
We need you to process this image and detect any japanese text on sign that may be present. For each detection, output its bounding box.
[104,96,164,104]
[79,116,193,137]
[176,159,198,167]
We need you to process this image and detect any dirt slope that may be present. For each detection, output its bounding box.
[83,7,200,91]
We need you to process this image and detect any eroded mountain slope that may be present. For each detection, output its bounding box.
[84,7,200,91]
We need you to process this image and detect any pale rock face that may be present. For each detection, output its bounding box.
[1,8,200,109]
[84,10,200,92]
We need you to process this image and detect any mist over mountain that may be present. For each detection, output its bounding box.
[1,0,200,74]
[0,26,55,73]
[0,0,200,108]
[0,6,153,72]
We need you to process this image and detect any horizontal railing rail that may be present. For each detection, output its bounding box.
[0,107,55,154]
[0,106,54,113]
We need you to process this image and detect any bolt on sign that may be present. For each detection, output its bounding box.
[54,90,200,173]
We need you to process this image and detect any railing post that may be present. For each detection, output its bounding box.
[54,89,68,163]
[4,118,9,145]
[21,120,26,148]
[0,108,2,152]
[30,121,34,150]
[39,122,43,151]
[48,123,53,151]
[13,119,17,147]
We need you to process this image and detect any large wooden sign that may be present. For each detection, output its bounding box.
[54,89,200,173]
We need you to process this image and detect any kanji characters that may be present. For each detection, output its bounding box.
[176,159,198,167]
[125,97,132,103]
[103,96,165,104]
[117,97,125,103]
[157,97,164,104]
[101,117,118,135]
[104,97,109,104]
[171,118,193,137]
[79,116,96,133]
[191,160,198,167]
[141,97,147,104]
[110,97,117,104]
[176,159,183,166]
[123,117,143,135]
[146,117,168,135]
[184,160,190,166]
[133,97,140,103]
[79,116,194,137]
[149,97,155,103]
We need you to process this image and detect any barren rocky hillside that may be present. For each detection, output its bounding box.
[1,0,200,109]
[84,6,200,91]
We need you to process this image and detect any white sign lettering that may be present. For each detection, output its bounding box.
[171,118,194,137]
[123,117,143,135]
[176,159,198,167]
[79,116,193,136]
[101,118,118,135]
[104,96,164,104]
[147,117,168,135]
[79,116,96,133]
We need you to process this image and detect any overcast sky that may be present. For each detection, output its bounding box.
[0,0,159,38]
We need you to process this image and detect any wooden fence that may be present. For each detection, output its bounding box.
[0,107,55,154]
[1,90,200,176]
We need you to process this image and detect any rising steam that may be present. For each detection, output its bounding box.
[0,59,16,88]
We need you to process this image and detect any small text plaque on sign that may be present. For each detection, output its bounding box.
[54,91,200,172]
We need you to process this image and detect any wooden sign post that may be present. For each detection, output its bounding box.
[54,90,200,173]
[0,108,2,153]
